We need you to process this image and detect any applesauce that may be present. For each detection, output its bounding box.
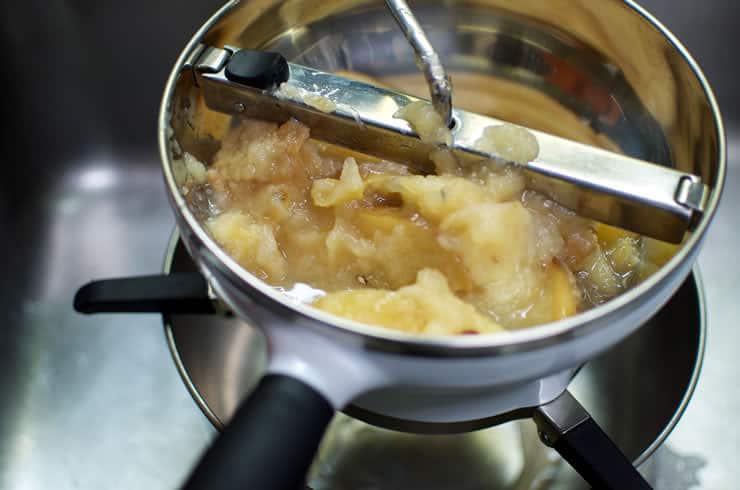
[175,117,676,335]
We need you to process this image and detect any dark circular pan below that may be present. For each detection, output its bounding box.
[163,233,705,487]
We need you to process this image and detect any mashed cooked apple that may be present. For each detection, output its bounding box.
[180,117,677,334]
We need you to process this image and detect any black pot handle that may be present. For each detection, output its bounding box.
[73,272,217,314]
[184,374,334,490]
[533,390,652,490]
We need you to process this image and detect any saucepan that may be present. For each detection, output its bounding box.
[76,0,725,488]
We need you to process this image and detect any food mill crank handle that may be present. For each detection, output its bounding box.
[533,390,653,489]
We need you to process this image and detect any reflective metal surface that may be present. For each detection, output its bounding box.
[0,2,223,488]
[0,0,738,489]
[164,237,704,488]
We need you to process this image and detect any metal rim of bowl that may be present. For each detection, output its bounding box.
[157,0,726,358]
[161,231,708,466]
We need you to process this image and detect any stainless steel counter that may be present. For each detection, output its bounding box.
[0,1,737,488]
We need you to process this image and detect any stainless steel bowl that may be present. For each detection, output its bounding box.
[164,237,706,488]
[159,0,723,418]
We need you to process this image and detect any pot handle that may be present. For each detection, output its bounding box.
[533,390,652,490]
[184,374,334,490]
[73,273,218,314]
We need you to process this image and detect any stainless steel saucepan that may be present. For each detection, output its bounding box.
[76,0,725,488]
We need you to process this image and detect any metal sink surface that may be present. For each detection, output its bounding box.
[1,1,738,488]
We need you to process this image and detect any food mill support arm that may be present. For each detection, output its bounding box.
[189,45,707,243]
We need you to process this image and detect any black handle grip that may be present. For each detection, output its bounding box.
[534,390,652,490]
[225,49,290,89]
[73,272,216,314]
[553,418,652,489]
[184,374,334,490]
